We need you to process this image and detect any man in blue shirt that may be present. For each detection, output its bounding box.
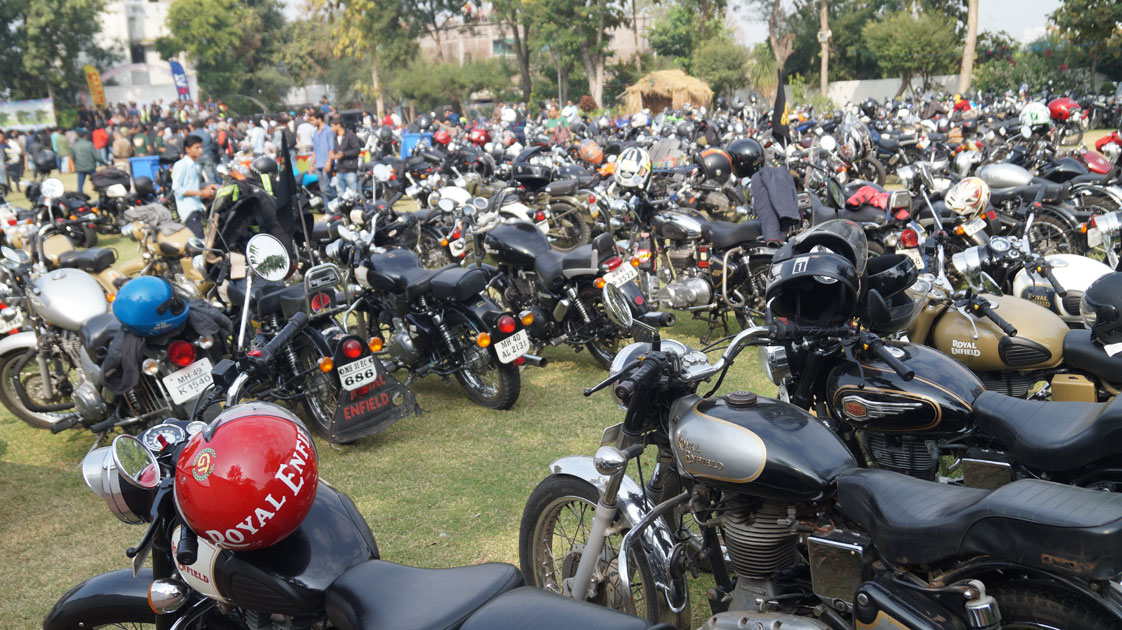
[311,111,336,203]
[172,134,217,237]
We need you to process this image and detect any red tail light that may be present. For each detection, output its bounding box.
[6,218,15,226]
[603,256,622,271]
[588,194,597,205]
[498,315,516,334]
[167,340,196,368]
[451,229,462,240]
[534,210,546,222]
[343,339,363,359]
[900,228,919,249]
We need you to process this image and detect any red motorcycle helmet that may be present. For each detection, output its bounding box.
[1047,97,1080,122]
[433,128,452,145]
[174,403,318,551]
[468,127,489,146]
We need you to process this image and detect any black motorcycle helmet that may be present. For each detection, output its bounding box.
[378,126,394,143]
[727,138,764,178]
[1081,273,1122,345]
[33,150,57,174]
[133,176,156,198]
[699,148,733,184]
[861,254,921,334]
[961,119,978,137]
[766,252,860,327]
[251,156,279,176]
[417,114,433,131]
[676,121,693,138]
[715,96,728,111]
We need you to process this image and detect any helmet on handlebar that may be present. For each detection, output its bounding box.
[727,138,764,178]
[113,276,189,337]
[766,251,860,327]
[251,156,279,176]
[614,146,652,190]
[699,148,733,184]
[945,176,990,217]
[579,139,604,165]
[861,254,922,334]
[1019,102,1051,130]
[378,125,394,143]
[1080,273,1122,345]
[175,402,318,551]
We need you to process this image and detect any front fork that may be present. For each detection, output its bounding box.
[568,436,633,602]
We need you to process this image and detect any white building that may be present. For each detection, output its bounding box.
[89,0,199,106]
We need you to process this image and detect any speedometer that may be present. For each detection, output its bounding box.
[140,423,186,451]
[989,237,1012,253]
[186,421,207,437]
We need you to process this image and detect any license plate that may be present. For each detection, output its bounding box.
[161,358,213,405]
[338,355,379,391]
[963,217,986,237]
[495,329,530,364]
[1088,227,1103,249]
[899,247,925,272]
[1109,248,1119,269]
[604,263,638,287]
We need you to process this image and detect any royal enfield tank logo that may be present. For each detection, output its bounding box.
[192,448,216,481]
[950,339,982,357]
[677,436,725,470]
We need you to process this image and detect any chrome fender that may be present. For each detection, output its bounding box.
[0,330,37,357]
[548,455,686,610]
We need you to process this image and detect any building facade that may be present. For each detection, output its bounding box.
[91,0,198,105]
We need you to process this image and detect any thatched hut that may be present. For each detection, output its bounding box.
[622,69,713,114]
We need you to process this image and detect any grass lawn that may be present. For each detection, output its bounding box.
[1,130,1115,627]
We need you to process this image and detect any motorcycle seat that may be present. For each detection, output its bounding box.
[228,280,307,319]
[1068,173,1112,186]
[459,586,651,630]
[1064,328,1122,388]
[877,137,899,152]
[843,206,888,225]
[989,182,1066,205]
[576,173,599,188]
[928,132,947,142]
[430,267,488,302]
[837,467,1122,579]
[972,389,1122,471]
[325,560,523,630]
[412,207,438,223]
[701,219,763,249]
[57,247,115,273]
[79,311,120,362]
[544,179,579,197]
[534,246,599,291]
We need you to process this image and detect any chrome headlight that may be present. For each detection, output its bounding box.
[80,435,160,525]
[758,345,790,386]
[192,254,206,275]
[1095,211,1122,235]
[951,246,985,276]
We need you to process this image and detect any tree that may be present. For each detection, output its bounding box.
[1050,0,1122,90]
[862,11,961,95]
[1,0,119,109]
[571,0,628,107]
[390,58,514,113]
[648,4,697,69]
[491,0,538,101]
[957,0,979,92]
[692,36,751,97]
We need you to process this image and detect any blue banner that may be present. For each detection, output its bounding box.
[169,60,191,101]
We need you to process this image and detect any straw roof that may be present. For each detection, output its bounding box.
[622,69,713,114]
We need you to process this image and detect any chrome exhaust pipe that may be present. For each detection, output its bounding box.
[520,353,548,368]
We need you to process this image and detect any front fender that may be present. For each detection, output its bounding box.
[0,330,37,357]
[548,455,683,608]
[43,568,155,630]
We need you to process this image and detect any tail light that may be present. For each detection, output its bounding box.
[167,340,196,368]
[894,209,910,221]
[534,210,546,222]
[342,338,363,359]
[451,228,461,240]
[900,228,920,249]
[588,194,597,205]
[603,256,622,271]
[498,315,516,334]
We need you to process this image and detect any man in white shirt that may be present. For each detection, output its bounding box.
[296,113,316,153]
[172,134,217,238]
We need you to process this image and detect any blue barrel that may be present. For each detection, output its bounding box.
[129,156,161,189]
[400,132,433,158]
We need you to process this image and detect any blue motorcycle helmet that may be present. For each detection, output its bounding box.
[113,276,189,337]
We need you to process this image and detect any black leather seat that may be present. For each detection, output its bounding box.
[837,468,1122,579]
[928,131,947,142]
[843,206,888,224]
[535,245,599,291]
[227,280,306,318]
[1064,329,1122,387]
[366,249,456,301]
[324,560,523,630]
[700,219,763,249]
[972,390,1122,471]
[57,247,115,273]
[459,587,651,630]
[576,173,599,188]
[989,181,1066,205]
[79,311,120,362]
[413,207,438,223]
[878,136,899,152]
[430,267,487,302]
[545,179,579,197]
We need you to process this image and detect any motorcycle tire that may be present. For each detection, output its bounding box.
[858,157,887,187]
[0,347,77,429]
[1027,213,1076,256]
[446,309,520,410]
[986,581,1121,629]
[289,328,346,442]
[546,202,591,252]
[519,475,691,628]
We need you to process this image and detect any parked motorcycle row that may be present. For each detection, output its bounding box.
[13,89,1122,630]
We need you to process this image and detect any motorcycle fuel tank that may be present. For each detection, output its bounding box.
[826,342,984,438]
[931,293,1066,371]
[977,163,1033,189]
[669,392,857,502]
[652,211,703,241]
[485,221,551,268]
[30,268,108,331]
[1012,253,1112,323]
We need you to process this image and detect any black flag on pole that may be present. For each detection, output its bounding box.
[772,68,791,148]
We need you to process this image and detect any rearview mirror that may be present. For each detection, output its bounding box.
[113,435,160,489]
[246,234,290,282]
[41,178,64,200]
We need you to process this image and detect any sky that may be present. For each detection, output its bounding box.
[731,0,1062,45]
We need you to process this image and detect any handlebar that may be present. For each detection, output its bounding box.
[248,311,309,369]
[614,359,661,403]
[970,296,1018,337]
[1039,263,1066,297]
[862,333,915,381]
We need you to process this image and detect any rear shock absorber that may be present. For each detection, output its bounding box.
[420,296,459,355]
[567,286,593,323]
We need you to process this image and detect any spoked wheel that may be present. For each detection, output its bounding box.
[446,310,520,410]
[1027,214,1076,255]
[546,202,591,252]
[0,347,78,429]
[290,329,342,440]
[853,157,887,186]
[989,581,1122,629]
[519,475,690,628]
[417,232,454,268]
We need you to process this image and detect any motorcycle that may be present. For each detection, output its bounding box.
[520,283,1122,629]
[117,211,208,298]
[47,322,653,630]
